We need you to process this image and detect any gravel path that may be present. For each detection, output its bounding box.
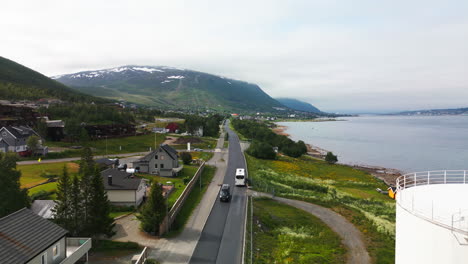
[250,191,371,264]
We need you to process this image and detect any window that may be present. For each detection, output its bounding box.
[41,252,47,264]
[52,243,59,259]
[154,155,158,159]
[161,164,164,169]
[154,164,158,168]
[160,155,165,160]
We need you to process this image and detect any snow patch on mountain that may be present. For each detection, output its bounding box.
[167,76,185,79]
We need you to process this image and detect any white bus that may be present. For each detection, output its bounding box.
[235,168,246,186]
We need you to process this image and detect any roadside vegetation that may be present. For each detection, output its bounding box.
[231,119,307,158]
[246,154,395,263]
[245,198,346,264]
[166,165,216,237]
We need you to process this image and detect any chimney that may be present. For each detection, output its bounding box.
[108,175,112,185]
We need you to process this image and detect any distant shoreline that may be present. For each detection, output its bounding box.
[274,122,402,187]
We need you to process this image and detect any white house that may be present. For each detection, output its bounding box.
[101,168,148,207]
[0,126,47,155]
[0,208,92,264]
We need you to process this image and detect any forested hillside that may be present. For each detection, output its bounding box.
[0,56,104,102]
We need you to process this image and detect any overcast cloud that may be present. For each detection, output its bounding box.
[1,0,467,113]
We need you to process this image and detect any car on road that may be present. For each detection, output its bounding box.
[219,184,231,202]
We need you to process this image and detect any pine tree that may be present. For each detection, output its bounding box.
[88,166,114,237]
[79,147,94,175]
[52,165,72,230]
[0,153,29,217]
[69,175,83,236]
[138,182,167,234]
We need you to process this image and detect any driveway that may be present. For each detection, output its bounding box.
[250,191,371,264]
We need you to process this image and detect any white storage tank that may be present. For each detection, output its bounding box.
[396,170,468,264]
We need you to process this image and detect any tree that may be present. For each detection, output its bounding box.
[79,127,90,146]
[88,166,114,237]
[247,141,276,159]
[36,119,48,139]
[53,165,72,230]
[26,135,40,155]
[325,152,338,164]
[69,175,84,236]
[180,152,192,165]
[138,183,167,234]
[79,147,94,175]
[0,153,29,217]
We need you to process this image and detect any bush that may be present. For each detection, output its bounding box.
[91,240,140,252]
[180,152,192,165]
[325,152,338,164]
[30,190,54,201]
[247,141,276,159]
[183,176,191,185]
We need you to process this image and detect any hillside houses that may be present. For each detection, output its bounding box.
[0,126,48,155]
[132,144,182,177]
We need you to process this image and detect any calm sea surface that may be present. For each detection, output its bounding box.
[278,115,468,173]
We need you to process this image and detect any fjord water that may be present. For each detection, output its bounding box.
[279,115,468,173]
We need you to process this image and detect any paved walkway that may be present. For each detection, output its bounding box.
[110,127,228,264]
[249,191,371,264]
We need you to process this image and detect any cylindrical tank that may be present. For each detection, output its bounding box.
[396,171,468,264]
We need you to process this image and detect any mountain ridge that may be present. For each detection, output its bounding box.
[275,97,321,113]
[54,65,285,112]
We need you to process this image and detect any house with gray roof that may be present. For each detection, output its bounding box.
[132,144,182,177]
[0,208,91,264]
[101,168,148,206]
[0,126,47,155]
[31,200,57,219]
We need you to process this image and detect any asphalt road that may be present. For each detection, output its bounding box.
[190,121,247,264]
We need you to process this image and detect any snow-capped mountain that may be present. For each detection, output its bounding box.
[53,66,284,112]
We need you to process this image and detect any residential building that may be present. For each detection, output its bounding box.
[95,158,119,170]
[0,126,48,155]
[31,200,57,219]
[45,119,65,141]
[132,144,182,177]
[101,168,148,207]
[0,208,91,264]
[165,123,179,133]
[152,127,168,133]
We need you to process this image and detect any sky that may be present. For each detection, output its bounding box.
[1,0,467,113]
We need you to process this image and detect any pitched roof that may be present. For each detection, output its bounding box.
[101,168,143,190]
[161,144,178,160]
[136,144,178,162]
[2,126,38,139]
[0,208,68,264]
[95,158,116,166]
[30,200,57,219]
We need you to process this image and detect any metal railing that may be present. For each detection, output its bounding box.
[396,170,468,239]
[60,238,92,264]
[396,170,468,192]
[133,247,149,264]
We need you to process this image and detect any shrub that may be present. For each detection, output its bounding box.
[325,152,338,164]
[247,141,276,159]
[180,152,192,165]
[183,176,191,185]
[30,190,54,201]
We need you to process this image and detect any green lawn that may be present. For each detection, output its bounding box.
[28,182,58,199]
[137,164,200,208]
[18,161,79,188]
[166,165,216,237]
[190,152,214,161]
[246,198,346,264]
[41,133,168,160]
[246,153,395,263]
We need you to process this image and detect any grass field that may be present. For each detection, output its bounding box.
[137,164,200,208]
[166,165,216,237]
[246,154,395,263]
[190,152,214,161]
[245,198,346,264]
[18,161,79,188]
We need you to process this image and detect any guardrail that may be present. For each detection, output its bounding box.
[159,162,205,236]
[396,170,468,192]
[132,247,148,264]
